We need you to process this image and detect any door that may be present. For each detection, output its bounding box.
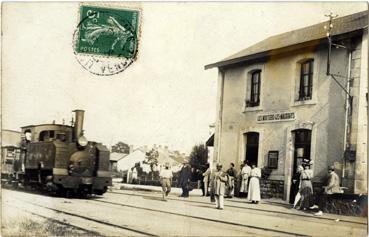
[289,129,311,203]
[245,132,259,166]
[293,129,311,174]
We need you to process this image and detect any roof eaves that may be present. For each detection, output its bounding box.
[205,51,270,70]
[205,10,368,70]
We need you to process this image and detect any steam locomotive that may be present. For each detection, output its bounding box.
[1,110,112,196]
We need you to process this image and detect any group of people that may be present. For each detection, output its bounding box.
[210,162,261,209]
[290,160,342,216]
[159,160,196,200]
[159,159,262,209]
[159,158,342,215]
[159,159,262,207]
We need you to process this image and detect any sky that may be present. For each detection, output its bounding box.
[2,2,367,153]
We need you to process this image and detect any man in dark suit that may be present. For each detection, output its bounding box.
[178,160,191,197]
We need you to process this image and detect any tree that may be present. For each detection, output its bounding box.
[189,144,208,171]
[145,148,159,166]
[112,142,130,154]
[144,148,159,180]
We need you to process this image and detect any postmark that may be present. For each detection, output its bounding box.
[73,5,141,76]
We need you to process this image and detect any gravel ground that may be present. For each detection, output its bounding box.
[1,187,367,237]
[2,203,95,236]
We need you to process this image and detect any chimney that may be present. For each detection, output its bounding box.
[73,110,85,140]
[129,145,134,153]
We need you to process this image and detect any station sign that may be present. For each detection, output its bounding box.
[257,111,296,123]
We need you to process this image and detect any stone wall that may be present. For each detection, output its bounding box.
[260,179,284,199]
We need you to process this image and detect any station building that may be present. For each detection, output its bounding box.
[205,11,368,201]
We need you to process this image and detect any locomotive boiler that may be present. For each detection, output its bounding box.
[12,110,112,196]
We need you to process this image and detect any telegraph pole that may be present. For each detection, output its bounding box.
[324,12,338,76]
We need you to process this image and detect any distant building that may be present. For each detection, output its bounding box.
[109,152,128,172]
[115,145,186,174]
[1,129,21,158]
[206,11,368,200]
[116,148,147,172]
[2,129,21,147]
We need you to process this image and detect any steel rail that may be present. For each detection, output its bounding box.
[108,190,366,226]
[5,203,102,236]
[92,198,307,237]
[10,195,158,237]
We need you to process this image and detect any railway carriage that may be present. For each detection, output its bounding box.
[1,145,21,185]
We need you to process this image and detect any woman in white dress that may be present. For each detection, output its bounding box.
[240,162,251,196]
[247,163,261,204]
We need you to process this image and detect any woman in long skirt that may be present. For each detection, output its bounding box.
[299,164,313,210]
[247,163,261,204]
[291,165,304,208]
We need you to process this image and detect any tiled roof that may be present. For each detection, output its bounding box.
[205,10,368,69]
[110,152,128,162]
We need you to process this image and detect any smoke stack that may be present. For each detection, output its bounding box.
[73,110,85,140]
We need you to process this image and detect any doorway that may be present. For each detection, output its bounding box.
[289,129,312,203]
[245,132,259,166]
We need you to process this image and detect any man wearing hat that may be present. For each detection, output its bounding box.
[314,165,342,216]
[178,159,191,198]
[159,162,173,201]
[212,163,228,209]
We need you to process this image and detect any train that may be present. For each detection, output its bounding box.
[1,110,112,196]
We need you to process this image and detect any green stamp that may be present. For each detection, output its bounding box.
[74,5,141,75]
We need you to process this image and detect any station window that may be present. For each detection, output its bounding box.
[246,70,261,107]
[298,59,313,101]
[267,151,279,169]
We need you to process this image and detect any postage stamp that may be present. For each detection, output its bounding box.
[73,5,141,76]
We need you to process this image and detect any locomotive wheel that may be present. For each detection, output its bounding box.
[54,185,65,197]
[11,181,19,189]
[94,187,107,195]
[65,189,72,198]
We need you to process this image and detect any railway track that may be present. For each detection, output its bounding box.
[3,188,366,237]
[4,188,306,236]
[91,197,307,236]
[5,203,102,236]
[108,190,367,226]
[9,195,158,236]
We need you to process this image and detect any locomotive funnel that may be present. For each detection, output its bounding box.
[73,110,85,140]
